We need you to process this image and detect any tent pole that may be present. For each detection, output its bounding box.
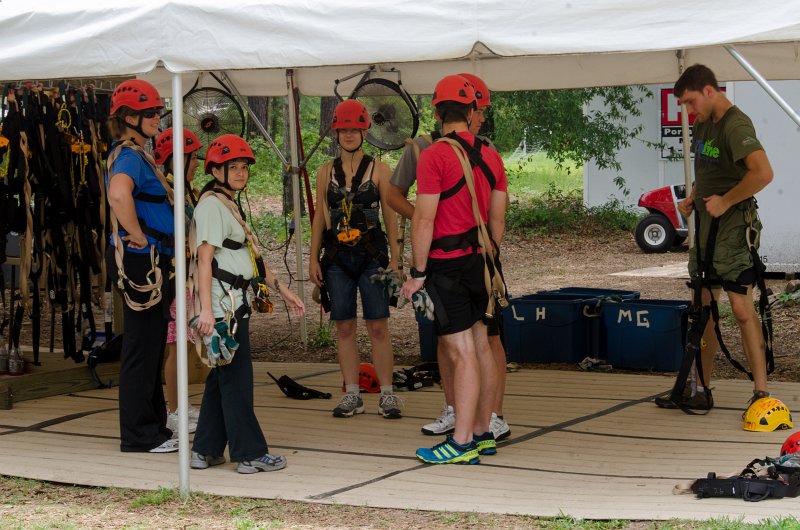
[286,69,308,343]
[218,72,289,166]
[677,51,695,249]
[724,45,800,128]
[171,72,191,496]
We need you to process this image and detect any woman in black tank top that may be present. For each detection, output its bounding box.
[308,100,403,419]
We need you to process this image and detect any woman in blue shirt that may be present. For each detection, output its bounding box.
[105,79,177,453]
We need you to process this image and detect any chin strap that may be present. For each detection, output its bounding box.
[337,130,364,153]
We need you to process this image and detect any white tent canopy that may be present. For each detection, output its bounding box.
[3,0,800,94]
[4,0,800,495]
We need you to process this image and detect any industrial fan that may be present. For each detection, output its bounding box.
[338,70,419,151]
[160,86,245,158]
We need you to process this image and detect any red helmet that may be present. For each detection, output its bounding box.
[331,99,370,130]
[432,75,476,107]
[110,79,163,115]
[153,128,203,164]
[781,432,800,457]
[204,134,255,174]
[341,362,381,393]
[458,73,491,107]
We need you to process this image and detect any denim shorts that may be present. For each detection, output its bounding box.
[324,246,390,321]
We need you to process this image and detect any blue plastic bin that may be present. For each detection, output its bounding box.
[602,299,689,371]
[538,287,641,358]
[502,293,599,363]
[538,286,640,301]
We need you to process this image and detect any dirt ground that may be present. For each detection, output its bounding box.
[251,227,800,384]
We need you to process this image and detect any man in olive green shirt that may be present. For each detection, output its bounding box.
[657,64,773,412]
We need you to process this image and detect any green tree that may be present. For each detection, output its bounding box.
[488,86,651,172]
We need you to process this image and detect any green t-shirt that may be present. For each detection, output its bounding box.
[193,195,253,318]
[688,106,764,281]
[692,105,763,206]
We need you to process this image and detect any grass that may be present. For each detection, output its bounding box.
[505,151,583,197]
[236,146,637,245]
[308,319,336,347]
[506,183,640,236]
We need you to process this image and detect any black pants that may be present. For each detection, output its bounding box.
[106,247,172,452]
[192,318,269,462]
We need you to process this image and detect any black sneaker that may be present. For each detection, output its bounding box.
[654,386,693,409]
[655,388,713,410]
[742,390,770,419]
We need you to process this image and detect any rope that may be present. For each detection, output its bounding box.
[106,141,173,311]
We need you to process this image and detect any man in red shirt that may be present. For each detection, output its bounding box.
[401,75,508,464]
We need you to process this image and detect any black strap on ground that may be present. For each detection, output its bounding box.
[702,215,754,380]
[752,243,775,375]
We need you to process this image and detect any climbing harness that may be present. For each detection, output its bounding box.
[107,140,174,312]
[432,133,508,320]
[660,199,773,415]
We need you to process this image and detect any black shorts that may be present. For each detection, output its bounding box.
[427,253,488,336]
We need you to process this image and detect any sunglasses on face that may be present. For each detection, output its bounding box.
[139,109,161,119]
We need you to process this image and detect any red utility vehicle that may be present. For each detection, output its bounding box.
[635,184,688,253]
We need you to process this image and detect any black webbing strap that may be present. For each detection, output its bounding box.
[136,219,175,250]
[332,155,373,196]
[430,226,479,253]
[439,133,496,201]
[221,238,244,250]
[320,228,389,283]
[134,191,168,203]
[211,258,249,290]
[705,210,771,381]
[665,210,714,415]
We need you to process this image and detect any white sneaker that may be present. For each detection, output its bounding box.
[187,405,200,423]
[421,404,455,435]
[237,453,287,474]
[149,438,179,453]
[167,410,197,437]
[490,412,511,440]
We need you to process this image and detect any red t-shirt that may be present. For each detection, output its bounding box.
[416,131,507,259]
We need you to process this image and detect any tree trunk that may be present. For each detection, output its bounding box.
[319,96,338,156]
[246,96,269,140]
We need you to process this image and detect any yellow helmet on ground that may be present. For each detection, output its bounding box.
[743,397,793,432]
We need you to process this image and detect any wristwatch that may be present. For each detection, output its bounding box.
[410,266,426,280]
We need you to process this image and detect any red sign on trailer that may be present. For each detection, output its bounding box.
[659,85,725,160]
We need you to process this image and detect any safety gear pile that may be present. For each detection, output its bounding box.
[1,81,112,366]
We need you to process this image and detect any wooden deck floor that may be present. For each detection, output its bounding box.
[1,362,799,522]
